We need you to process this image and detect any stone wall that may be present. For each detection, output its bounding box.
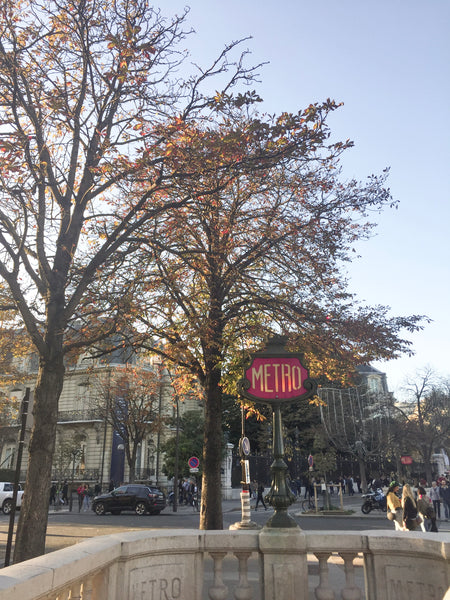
[0,529,448,599]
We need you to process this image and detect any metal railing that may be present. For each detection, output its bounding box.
[57,409,103,423]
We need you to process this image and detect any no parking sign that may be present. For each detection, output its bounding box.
[188,456,199,472]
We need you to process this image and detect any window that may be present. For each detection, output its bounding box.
[1,446,15,469]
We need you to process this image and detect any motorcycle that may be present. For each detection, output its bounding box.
[361,488,387,514]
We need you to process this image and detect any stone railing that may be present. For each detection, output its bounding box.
[0,529,448,600]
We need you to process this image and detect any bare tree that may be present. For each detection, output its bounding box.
[319,384,393,492]
[94,365,162,483]
[396,369,450,483]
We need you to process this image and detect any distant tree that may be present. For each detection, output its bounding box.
[94,366,162,483]
[161,411,204,480]
[396,369,450,483]
[319,383,392,492]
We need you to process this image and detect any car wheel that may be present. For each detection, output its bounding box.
[135,502,147,516]
[2,499,12,515]
[94,502,106,516]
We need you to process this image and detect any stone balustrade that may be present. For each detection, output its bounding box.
[0,529,448,600]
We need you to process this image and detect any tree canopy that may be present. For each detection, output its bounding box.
[0,0,304,559]
[113,110,427,527]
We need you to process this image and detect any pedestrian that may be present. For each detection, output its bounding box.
[108,479,115,492]
[49,483,57,506]
[255,483,267,511]
[402,483,421,531]
[416,486,438,532]
[429,481,442,520]
[77,484,84,512]
[440,480,450,521]
[62,480,68,505]
[386,481,402,531]
[82,484,91,511]
[346,476,354,496]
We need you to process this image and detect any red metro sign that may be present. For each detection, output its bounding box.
[238,338,317,405]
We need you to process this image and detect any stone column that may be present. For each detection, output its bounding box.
[221,443,234,500]
[259,528,308,600]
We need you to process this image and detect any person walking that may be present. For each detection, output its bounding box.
[416,486,438,532]
[429,481,442,520]
[49,483,57,507]
[255,483,267,511]
[402,483,421,531]
[77,484,84,512]
[386,481,402,530]
[440,480,450,521]
[82,484,91,511]
[61,480,69,505]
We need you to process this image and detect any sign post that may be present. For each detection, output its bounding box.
[238,336,317,528]
[230,407,259,530]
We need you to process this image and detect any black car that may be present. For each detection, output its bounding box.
[92,484,166,516]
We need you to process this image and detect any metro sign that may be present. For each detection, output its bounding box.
[238,337,317,404]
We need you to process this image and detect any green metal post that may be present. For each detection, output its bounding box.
[265,402,297,528]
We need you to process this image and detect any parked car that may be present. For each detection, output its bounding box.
[92,484,166,516]
[0,482,24,514]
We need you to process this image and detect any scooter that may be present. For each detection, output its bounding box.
[361,488,387,514]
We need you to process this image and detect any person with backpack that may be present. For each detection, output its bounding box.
[417,486,438,532]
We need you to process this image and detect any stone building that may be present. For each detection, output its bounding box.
[0,348,203,492]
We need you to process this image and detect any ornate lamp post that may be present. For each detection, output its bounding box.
[238,336,317,528]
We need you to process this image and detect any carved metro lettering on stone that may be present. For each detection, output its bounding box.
[131,576,182,600]
[388,578,444,600]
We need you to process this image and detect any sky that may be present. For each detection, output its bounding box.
[160,0,450,399]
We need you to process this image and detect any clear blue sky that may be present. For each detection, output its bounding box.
[161,0,450,398]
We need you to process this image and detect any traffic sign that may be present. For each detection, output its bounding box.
[241,437,250,456]
[188,456,200,469]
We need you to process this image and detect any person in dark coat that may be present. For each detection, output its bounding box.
[255,483,267,511]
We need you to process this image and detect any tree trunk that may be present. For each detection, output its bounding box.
[357,456,368,493]
[14,355,65,562]
[199,364,223,530]
[423,446,433,484]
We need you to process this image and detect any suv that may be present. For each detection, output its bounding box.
[0,482,24,514]
[92,484,166,516]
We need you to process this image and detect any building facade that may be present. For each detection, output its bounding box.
[0,349,202,493]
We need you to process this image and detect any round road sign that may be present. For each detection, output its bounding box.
[188,456,199,469]
[241,437,250,456]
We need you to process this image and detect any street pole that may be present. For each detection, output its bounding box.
[265,402,297,528]
[229,405,259,530]
[5,388,30,567]
[172,394,179,513]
